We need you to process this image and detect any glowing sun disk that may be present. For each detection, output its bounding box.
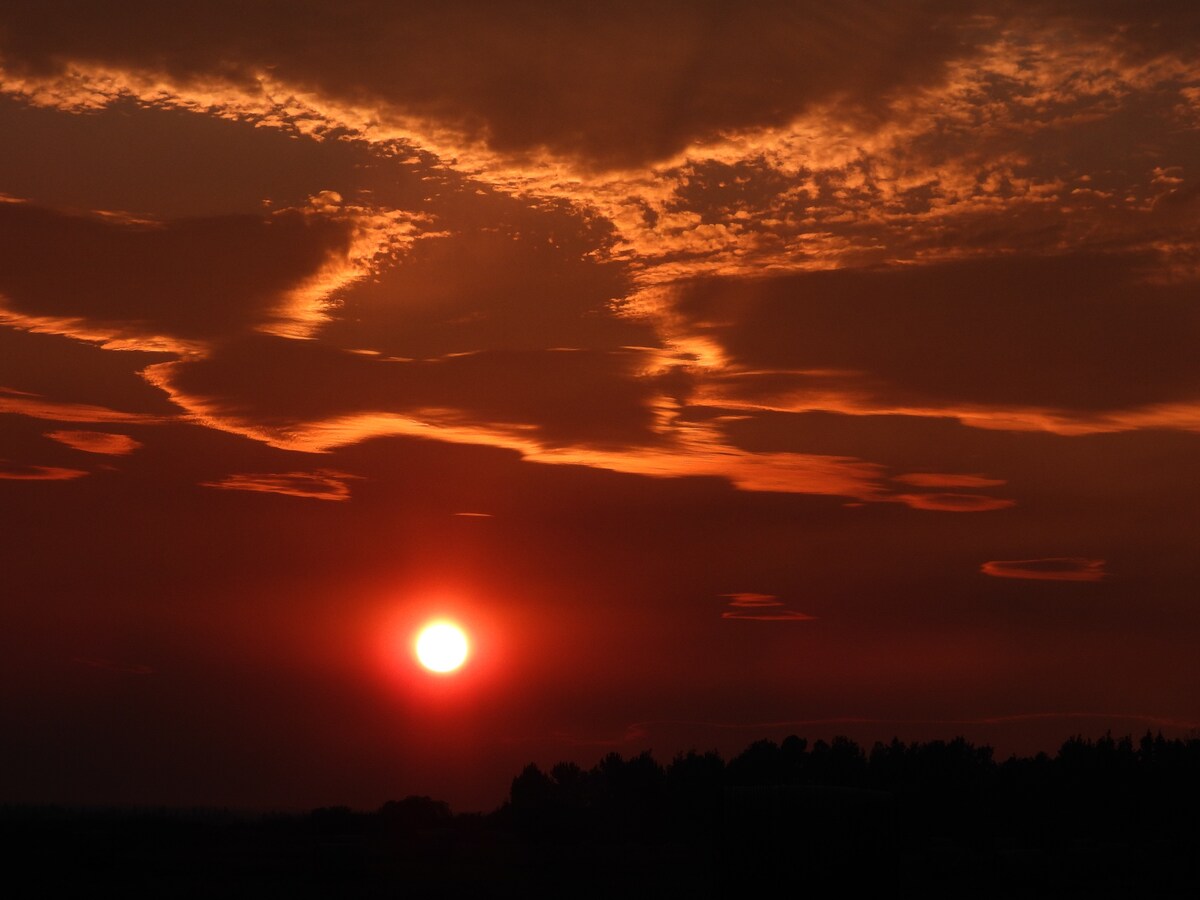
[415,622,469,673]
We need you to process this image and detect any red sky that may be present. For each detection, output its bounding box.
[2,1,1199,812]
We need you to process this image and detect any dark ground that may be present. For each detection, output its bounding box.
[4,733,1198,897]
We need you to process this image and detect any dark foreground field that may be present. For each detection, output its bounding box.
[4,733,1199,897]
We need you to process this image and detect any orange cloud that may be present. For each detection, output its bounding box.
[46,430,141,455]
[142,338,666,451]
[0,462,88,480]
[0,4,988,170]
[201,470,357,502]
[144,335,1030,507]
[981,557,1106,582]
[0,388,166,424]
[0,200,371,349]
[1,15,1193,526]
[898,493,1016,512]
[667,257,1200,421]
[4,7,1197,291]
[722,592,783,608]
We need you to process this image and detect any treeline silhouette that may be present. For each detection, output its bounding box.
[5,732,1199,896]
[497,731,1200,894]
[505,731,1200,838]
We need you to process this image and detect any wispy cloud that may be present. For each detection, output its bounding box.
[0,461,87,480]
[201,469,358,501]
[899,493,1016,512]
[46,429,141,455]
[723,592,783,608]
[0,200,366,349]
[0,388,166,424]
[719,592,815,621]
[981,558,1107,582]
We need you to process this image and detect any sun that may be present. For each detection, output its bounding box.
[415,622,469,673]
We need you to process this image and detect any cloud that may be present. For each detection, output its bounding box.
[201,470,358,501]
[0,2,991,169]
[1,7,1192,519]
[0,461,87,480]
[666,255,1200,423]
[720,592,814,621]
[0,387,168,424]
[899,493,1016,512]
[145,336,666,451]
[0,200,358,348]
[981,557,1107,582]
[723,592,783,608]
[0,327,181,419]
[143,337,944,505]
[708,407,1200,519]
[529,433,884,499]
[0,92,381,219]
[320,212,646,359]
[2,3,1197,285]
[46,430,141,455]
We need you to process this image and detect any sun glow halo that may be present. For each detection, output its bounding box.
[415,622,469,673]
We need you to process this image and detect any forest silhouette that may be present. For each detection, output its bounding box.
[5,732,1198,896]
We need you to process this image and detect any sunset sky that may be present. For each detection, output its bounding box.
[2,1,1199,812]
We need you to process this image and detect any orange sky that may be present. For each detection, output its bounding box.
[2,1,1199,811]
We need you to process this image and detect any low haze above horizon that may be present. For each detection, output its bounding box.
[2,1,1198,812]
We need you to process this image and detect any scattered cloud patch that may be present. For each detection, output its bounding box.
[899,493,1016,512]
[201,469,357,501]
[722,592,783,608]
[720,592,814,621]
[0,461,87,480]
[981,557,1106,582]
[453,511,493,518]
[46,429,141,455]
